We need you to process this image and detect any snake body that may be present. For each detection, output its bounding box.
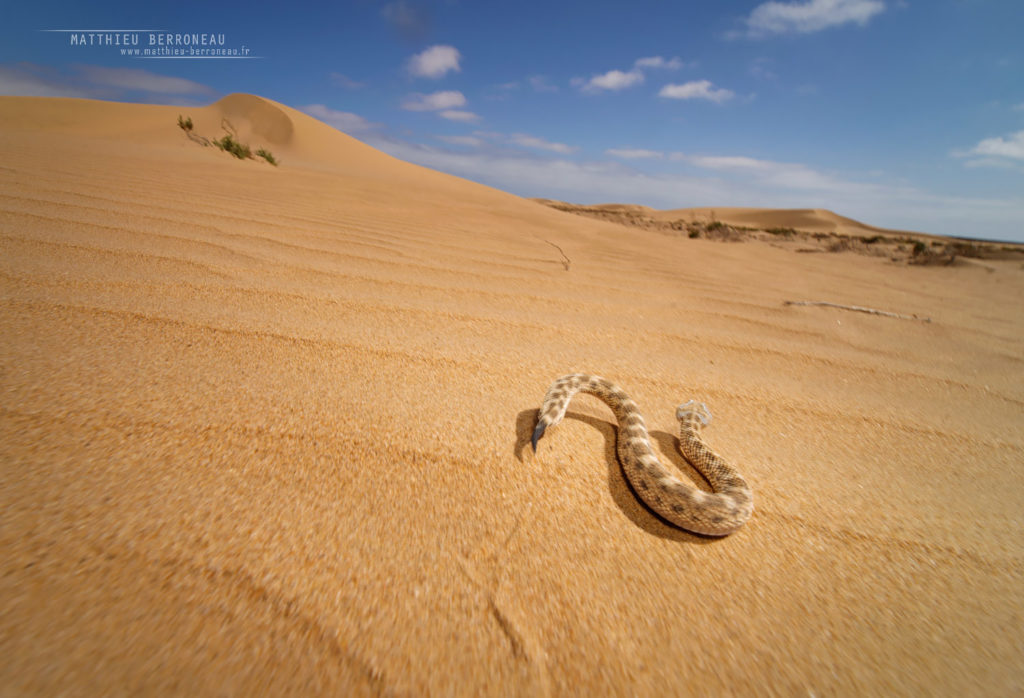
[532,374,753,536]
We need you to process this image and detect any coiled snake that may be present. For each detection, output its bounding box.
[532,374,753,536]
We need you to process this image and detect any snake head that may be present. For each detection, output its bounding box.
[676,400,712,427]
[530,422,547,451]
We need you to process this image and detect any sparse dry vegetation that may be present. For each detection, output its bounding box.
[214,133,251,160]
[544,239,571,270]
[784,299,931,322]
[256,148,278,166]
[178,116,279,166]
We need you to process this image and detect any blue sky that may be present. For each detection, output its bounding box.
[2,0,1022,241]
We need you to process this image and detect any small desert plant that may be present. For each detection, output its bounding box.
[765,226,796,237]
[912,240,927,256]
[706,220,727,232]
[177,114,193,132]
[545,240,571,271]
[256,148,278,166]
[214,133,251,160]
[828,238,854,253]
[947,241,986,258]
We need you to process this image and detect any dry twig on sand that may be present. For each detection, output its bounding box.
[784,300,931,323]
[545,240,571,271]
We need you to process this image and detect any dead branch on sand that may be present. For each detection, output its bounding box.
[221,118,239,139]
[784,300,931,323]
[545,240,571,271]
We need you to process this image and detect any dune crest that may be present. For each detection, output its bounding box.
[207,93,294,146]
[188,93,402,172]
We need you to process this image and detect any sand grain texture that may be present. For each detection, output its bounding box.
[1,95,1023,696]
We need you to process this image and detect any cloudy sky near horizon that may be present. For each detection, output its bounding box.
[2,0,1022,241]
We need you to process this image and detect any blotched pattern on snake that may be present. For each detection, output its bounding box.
[532,374,753,536]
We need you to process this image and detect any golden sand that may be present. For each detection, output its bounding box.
[1,94,1022,695]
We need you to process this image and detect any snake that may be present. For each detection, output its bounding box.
[531,374,753,536]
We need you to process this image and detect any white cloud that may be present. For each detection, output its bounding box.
[0,63,213,101]
[407,45,461,79]
[677,153,852,191]
[954,130,1024,170]
[659,80,735,103]
[401,91,478,122]
[634,56,685,70]
[0,64,93,98]
[439,109,480,122]
[301,104,380,133]
[683,155,777,171]
[436,134,484,147]
[742,0,886,37]
[508,133,577,154]
[965,130,1024,161]
[579,69,644,92]
[76,65,213,95]
[367,137,720,204]
[962,157,1024,172]
[450,130,577,154]
[576,57,693,94]
[401,90,467,111]
[606,148,664,159]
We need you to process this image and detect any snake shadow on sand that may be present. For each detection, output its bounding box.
[514,408,718,543]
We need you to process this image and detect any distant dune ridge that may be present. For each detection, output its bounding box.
[659,205,905,236]
[533,199,1023,265]
[1,93,1023,695]
[534,200,906,236]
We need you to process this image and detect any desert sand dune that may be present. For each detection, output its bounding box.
[1,94,1022,695]
[537,201,911,237]
[657,206,906,236]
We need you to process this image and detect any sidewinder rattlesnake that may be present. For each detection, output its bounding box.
[531,374,753,536]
